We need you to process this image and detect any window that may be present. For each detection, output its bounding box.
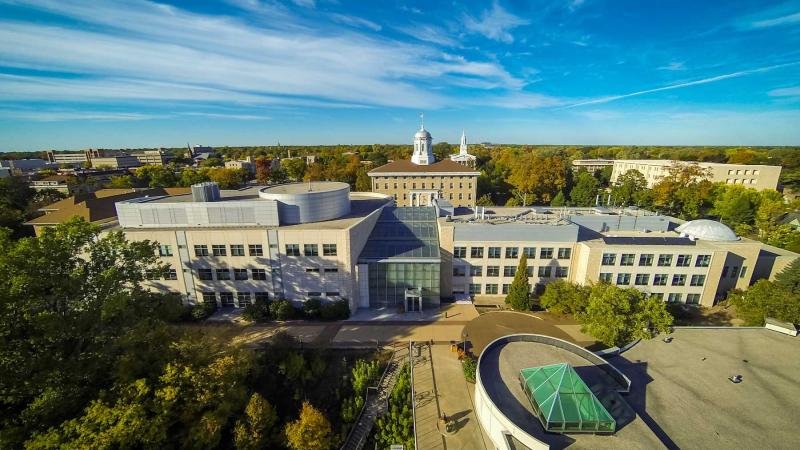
[159,244,173,257]
[686,294,701,305]
[555,267,568,278]
[307,292,322,297]
[194,245,209,257]
[229,244,245,256]
[739,266,748,279]
[212,244,227,256]
[470,265,483,276]
[216,269,231,280]
[505,247,519,259]
[653,274,668,286]
[635,274,650,285]
[667,293,682,303]
[233,268,248,280]
[254,292,269,302]
[620,253,635,266]
[163,267,177,280]
[305,267,320,273]
[469,283,481,295]
[503,266,516,277]
[237,292,251,306]
[285,244,300,256]
[671,274,686,286]
[540,248,554,259]
[198,268,213,281]
[304,244,318,256]
[324,267,338,273]
[248,244,263,256]
[731,266,739,278]
[721,266,729,277]
[145,269,160,280]
[471,247,484,258]
[599,272,612,283]
[695,255,711,267]
[650,293,664,301]
[502,284,511,294]
[657,254,672,266]
[639,254,654,266]
[486,266,500,277]
[616,273,631,285]
[557,248,571,260]
[326,292,340,297]
[601,253,616,265]
[526,266,534,277]
[252,268,267,280]
[488,247,501,258]
[220,292,234,306]
[676,254,691,267]
[323,244,337,256]
[201,292,216,304]
[453,266,466,277]
[538,266,552,278]
[690,274,705,286]
[454,246,467,258]
[523,247,536,258]
[485,284,499,294]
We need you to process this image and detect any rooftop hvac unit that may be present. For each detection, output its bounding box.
[191,182,221,202]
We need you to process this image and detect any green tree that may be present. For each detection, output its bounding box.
[727,280,800,326]
[234,393,278,450]
[610,169,647,206]
[569,171,600,206]
[0,176,35,233]
[539,280,591,316]
[134,165,178,188]
[505,254,531,310]
[774,258,800,294]
[374,364,413,450]
[710,184,759,229]
[178,167,211,186]
[476,194,494,206]
[578,284,673,347]
[550,191,566,206]
[207,167,247,189]
[351,359,381,396]
[284,401,334,450]
[355,167,371,192]
[651,163,713,218]
[106,175,134,189]
[282,158,307,181]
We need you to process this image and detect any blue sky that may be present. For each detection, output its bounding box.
[1,0,799,151]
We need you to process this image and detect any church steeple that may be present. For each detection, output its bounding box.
[459,130,468,155]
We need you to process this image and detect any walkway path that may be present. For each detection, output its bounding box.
[412,343,446,450]
[341,344,408,450]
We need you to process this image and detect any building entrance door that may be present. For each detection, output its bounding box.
[404,288,422,312]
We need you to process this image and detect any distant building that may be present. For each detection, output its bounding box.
[91,155,141,169]
[1,158,52,173]
[572,159,614,173]
[46,149,101,166]
[225,156,255,175]
[0,167,11,178]
[29,175,89,195]
[450,130,477,168]
[133,149,172,166]
[611,159,782,191]
[187,144,214,159]
[369,118,480,207]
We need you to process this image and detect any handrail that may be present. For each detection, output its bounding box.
[409,340,418,450]
[341,344,396,450]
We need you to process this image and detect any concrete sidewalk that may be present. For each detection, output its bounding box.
[412,343,446,450]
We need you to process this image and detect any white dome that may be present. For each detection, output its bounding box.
[676,219,738,242]
[414,128,431,139]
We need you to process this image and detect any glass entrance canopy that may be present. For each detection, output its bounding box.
[519,363,616,434]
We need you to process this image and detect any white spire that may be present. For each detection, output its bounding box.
[411,114,434,165]
[459,130,468,155]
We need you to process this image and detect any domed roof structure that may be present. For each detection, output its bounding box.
[676,219,738,241]
[414,128,431,139]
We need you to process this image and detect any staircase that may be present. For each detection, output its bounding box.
[341,345,408,450]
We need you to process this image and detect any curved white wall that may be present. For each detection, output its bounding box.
[259,183,350,224]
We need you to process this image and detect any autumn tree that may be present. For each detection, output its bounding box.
[284,401,334,450]
[610,169,648,206]
[578,284,673,347]
[569,171,601,206]
[106,175,134,188]
[254,158,272,185]
[506,153,567,205]
[234,393,278,450]
[355,167,371,191]
[651,163,713,219]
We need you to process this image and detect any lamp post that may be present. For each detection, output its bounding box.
[462,332,469,353]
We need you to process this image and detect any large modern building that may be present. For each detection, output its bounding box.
[571,159,614,173]
[369,121,480,208]
[611,159,782,190]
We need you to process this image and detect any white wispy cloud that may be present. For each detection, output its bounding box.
[463,1,529,44]
[568,0,586,12]
[0,0,530,111]
[396,23,459,47]
[768,86,800,97]
[657,62,686,71]
[330,13,381,31]
[564,61,800,108]
[292,0,316,8]
[750,11,800,28]
[0,108,159,122]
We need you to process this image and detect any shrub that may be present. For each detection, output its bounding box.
[303,298,323,319]
[189,301,217,321]
[320,299,350,321]
[270,300,295,321]
[242,300,271,322]
[461,355,477,383]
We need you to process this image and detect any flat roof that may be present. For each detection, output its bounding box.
[260,181,348,195]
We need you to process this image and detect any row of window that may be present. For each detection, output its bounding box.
[599,272,706,287]
[721,265,747,279]
[374,175,473,181]
[454,246,571,260]
[284,243,338,257]
[201,291,340,307]
[601,253,710,268]
[197,267,338,281]
[193,244,265,257]
[146,267,177,281]
[454,265,568,278]
[396,192,471,201]
[382,181,473,190]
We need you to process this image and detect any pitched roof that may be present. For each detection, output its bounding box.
[368,158,479,175]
